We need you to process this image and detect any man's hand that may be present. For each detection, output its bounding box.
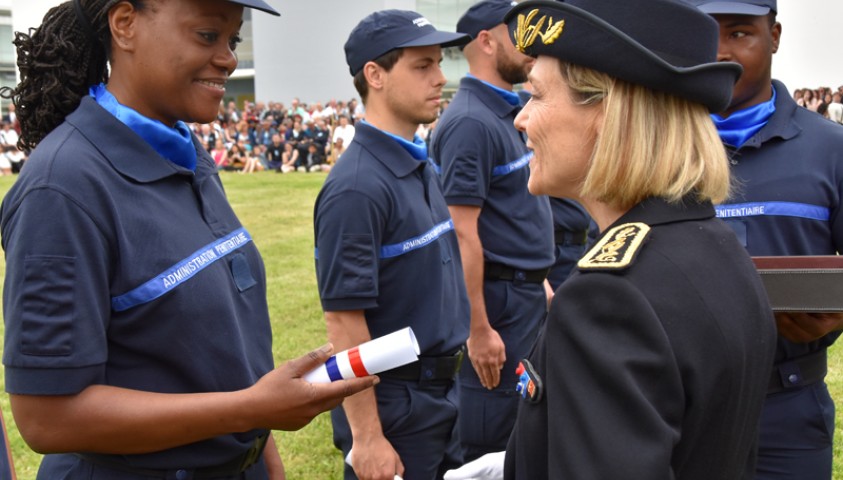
[346,438,405,480]
[775,312,843,343]
[467,326,506,389]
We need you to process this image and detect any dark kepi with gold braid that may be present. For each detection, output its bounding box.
[504,0,742,112]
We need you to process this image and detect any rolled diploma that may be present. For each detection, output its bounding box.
[303,327,420,383]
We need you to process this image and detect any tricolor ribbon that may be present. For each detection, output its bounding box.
[304,327,420,383]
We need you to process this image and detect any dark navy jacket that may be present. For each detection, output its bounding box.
[505,197,776,479]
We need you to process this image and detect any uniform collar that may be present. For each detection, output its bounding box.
[737,80,802,149]
[354,121,424,178]
[608,196,715,230]
[459,75,520,118]
[66,97,199,183]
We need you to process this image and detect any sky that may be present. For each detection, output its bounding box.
[9,0,843,92]
[772,0,843,90]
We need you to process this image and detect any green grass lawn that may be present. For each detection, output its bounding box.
[0,171,842,479]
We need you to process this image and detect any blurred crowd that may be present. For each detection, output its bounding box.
[0,84,840,180]
[190,97,368,174]
[793,85,843,124]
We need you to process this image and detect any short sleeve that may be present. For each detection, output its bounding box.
[314,189,384,311]
[2,187,112,394]
[435,118,495,206]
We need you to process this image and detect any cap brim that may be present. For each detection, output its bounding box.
[228,0,280,16]
[399,30,471,49]
[695,2,770,15]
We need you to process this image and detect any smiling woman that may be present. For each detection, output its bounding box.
[0,0,379,479]
[497,0,779,479]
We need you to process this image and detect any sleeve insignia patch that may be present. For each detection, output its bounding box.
[577,222,651,271]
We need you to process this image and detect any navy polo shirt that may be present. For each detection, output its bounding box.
[314,122,469,357]
[715,80,843,361]
[431,76,554,270]
[1,97,273,471]
[550,197,591,234]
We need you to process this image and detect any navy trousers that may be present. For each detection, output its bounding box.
[755,381,834,480]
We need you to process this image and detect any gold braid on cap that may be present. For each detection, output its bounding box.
[513,9,565,53]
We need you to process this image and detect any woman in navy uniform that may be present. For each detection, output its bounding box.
[496,0,777,478]
[0,0,376,478]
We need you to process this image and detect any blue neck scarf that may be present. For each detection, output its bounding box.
[91,84,197,171]
[469,74,521,106]
[711,87,777,148]
[361,120,428,161]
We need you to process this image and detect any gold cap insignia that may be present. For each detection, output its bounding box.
[578,222,651,270]
[513,9,565,53]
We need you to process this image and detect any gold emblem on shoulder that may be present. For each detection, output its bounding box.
[578,223,651,270]
[513,9,565,53]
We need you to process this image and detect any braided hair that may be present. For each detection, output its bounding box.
[0,0,144,152]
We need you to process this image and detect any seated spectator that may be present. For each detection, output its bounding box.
[0,121,25,173]
[302,142,326,172]
[241,144,264,174]
[828,92,843,124]
[280,142,299,173]
[312,119,331,155]
[198,123,216,152]
[0,149,10,176]
[329,137,344,165]
[227,142,248,171]
[332,115,355,154]
[210,138,229,170]
[265,134,285,171]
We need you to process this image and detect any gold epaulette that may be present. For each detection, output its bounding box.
[577,222,651,270]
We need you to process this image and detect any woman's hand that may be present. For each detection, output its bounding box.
[246,344,379,431]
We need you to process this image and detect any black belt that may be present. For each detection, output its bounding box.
[380,348,464,383]
[484,262,549,284]
[76,432,268,479]
[768,349,828,395]
[554,229,589,245]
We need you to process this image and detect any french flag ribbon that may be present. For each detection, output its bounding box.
[324,347,371,381]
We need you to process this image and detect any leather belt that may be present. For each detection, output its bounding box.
[554,229,589,245]
[484,262,549,284]
[76,432,269,478]
[768,349,828,395]
[380,348,464,382]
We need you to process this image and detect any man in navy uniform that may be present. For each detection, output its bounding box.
[430,0,555,461]
[314,10,471,480]
[689,0,843,478]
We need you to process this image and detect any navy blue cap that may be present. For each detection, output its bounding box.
[344,10,471,76]
[685,0,776,16]
[457,0,518,40]
[228,0,279,16]
[505,0,743,112]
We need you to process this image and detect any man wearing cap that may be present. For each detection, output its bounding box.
[688,1,843,478]
[313,10,471,480]
[429,0,555,462]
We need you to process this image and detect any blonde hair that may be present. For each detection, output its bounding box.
[561,62,731,210]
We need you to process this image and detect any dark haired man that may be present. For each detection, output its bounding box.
[689,0,843,478]
[313,10,470,480]
[430,0,555,461]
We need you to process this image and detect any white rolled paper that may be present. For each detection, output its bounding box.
[304,327,420,383]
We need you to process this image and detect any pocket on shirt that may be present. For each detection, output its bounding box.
[230,252,257,292]
[20,255,75,356]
